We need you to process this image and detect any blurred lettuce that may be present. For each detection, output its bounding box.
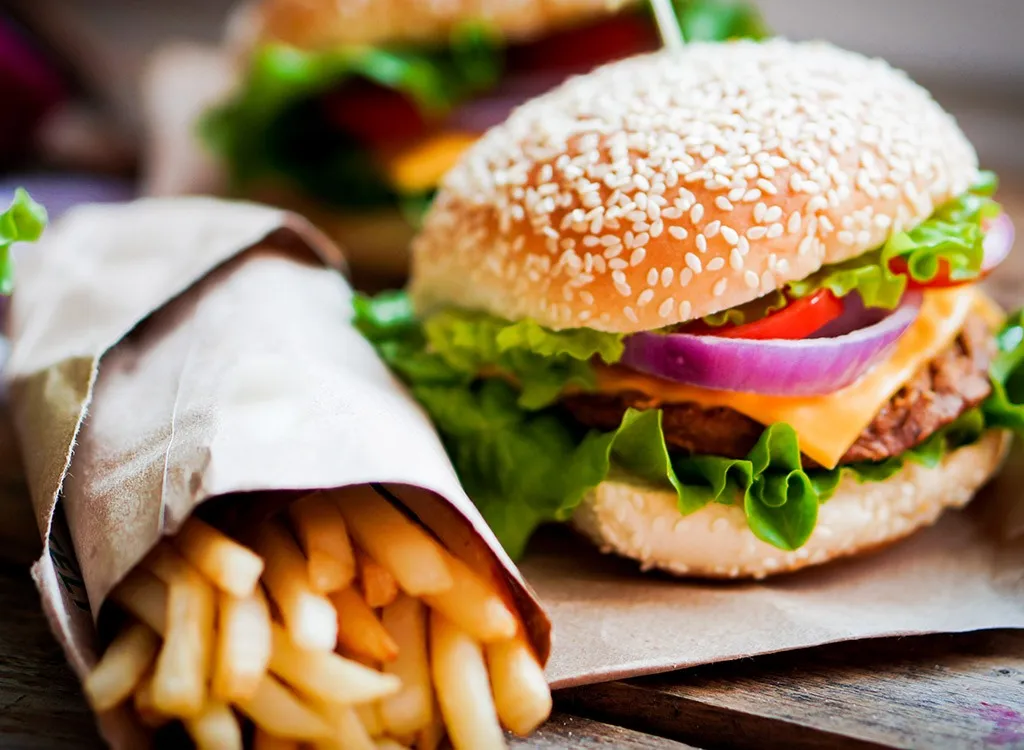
[0,188,47,294]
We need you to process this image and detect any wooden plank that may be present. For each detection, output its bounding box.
[557,633,1024,750]
[510,713,697,749]
[0,564,103,749]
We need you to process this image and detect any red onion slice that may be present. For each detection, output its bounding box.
[982,213,1014,274]
[620,292,923,396]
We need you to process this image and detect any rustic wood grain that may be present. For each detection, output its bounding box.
[558,633,1024,750]
[510,713,697,749]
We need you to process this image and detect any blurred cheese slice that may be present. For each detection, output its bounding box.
[594,286,992,469]
[382,132,478,194]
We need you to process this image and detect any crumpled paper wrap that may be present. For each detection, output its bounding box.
[5,197,550,747]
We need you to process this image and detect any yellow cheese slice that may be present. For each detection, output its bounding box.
[592,287,991,469]
[382,132,478,194]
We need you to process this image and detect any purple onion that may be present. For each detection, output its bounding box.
[620,292,923,396]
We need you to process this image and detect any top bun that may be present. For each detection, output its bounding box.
[250,0,639,49]
[410,40,980,333]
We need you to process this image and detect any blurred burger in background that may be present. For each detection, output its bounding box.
[202,0,766,280]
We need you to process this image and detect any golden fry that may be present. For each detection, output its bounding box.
[235,675,333,741]
[173,517,264,597]
[333,487,452,595]
[376,740,411,750]
[150,547,216,717]
[356,549,399,609]
[421,554,516,643]
[110,569,167,634]
[254,521,338,650]
[330,587,399,663]
[429,611,505,750]
[212,587,272,701]
[308,699,376,750]
[415,702,445,750]
[289,494,357,594]
[356,702,384,738]
[183,702,243,750]
[133,670,170,729]
[252,729,299,750]
[269,623,400,705]
[83,621,159,711]
[380,595,433,736]
[485,637,551,736]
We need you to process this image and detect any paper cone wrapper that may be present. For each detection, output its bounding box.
[5,197,550,748]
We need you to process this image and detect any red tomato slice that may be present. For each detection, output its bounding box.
[689,289,844,340]
[506,15,659,74]
[887,257,987,289]
[321,81,429,148]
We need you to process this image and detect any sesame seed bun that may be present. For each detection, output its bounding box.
[410,40,980,332]
[249,0,641,50]
[571,428,1011,579]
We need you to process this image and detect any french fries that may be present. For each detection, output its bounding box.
[430,611,505,750]
[333,487,452,595]
[486,637,553,736]
[289,494,356,594]
[84,488,551,749]
[184,702,243,750]
[380,595,433,737]
[212,588,272,702]
[83,621,159,711]
[254,521,338,651]
[356,548,399,609]
[173,517,264,597]
[331,586,400,663]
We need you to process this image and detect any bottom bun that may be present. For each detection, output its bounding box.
[571,429,1012,580]
[248,185,415,279]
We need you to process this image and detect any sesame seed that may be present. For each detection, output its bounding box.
[615,281,632,297]
[730,248,744,270]
[743,189,762,203]
[679,300,693,319]
[650,219,664,238]
[713,278,728,296]
[761,270,775,291]
[658,298,675,318]
[820,216,835,233]
[630,248,647,266]
[624,306,639,323]
[766,223,784,239]
[696,234,708,253]
[744,270,759,288]
[679,268,694,287]
[746,226,767,240]
[690,204,705,223]
[669,226,688,240]
[638,289,655,306]
[721,226,739,245]
[838,230,855,245]
[707,257,725,271]
[647,268,659,286]
[757,178,778,195]
[728,187,745,202]
[715,196,734,211]
[705,220,721,238]
[686,253,703,273]
[737,236,750,255]
[754,202,767,223]
[788,212,802,233]
[764,206,783,223]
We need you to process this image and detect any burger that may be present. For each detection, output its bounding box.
[356,40,1024,578]
[201,0,765,278]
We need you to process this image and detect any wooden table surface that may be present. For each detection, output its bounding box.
[2,190,1024,749]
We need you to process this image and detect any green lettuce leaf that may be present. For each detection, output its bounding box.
[355,292,624,408]
[674,0,769,41]
[982,309,1024,431]
[787,174,1001,308]
[0,189,47,294]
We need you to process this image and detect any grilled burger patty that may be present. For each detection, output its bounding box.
[562,315,995,468]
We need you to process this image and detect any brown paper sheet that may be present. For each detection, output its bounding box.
[134,34,1024,706]
[6,198,549,747]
